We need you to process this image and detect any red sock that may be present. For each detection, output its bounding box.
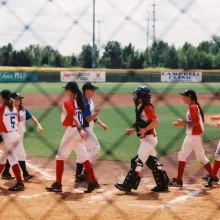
[177,161,186,181]
[12,164,23,185]
[0,164,5,174]
[213,160,220,176]
[82,160,97,183]
[204,162,216,179]
[56,160,64,185]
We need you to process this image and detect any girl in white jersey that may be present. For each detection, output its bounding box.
[46,82,101,193]
[1,92,43,181]
[0,90,24,191]
[169,90,219,188]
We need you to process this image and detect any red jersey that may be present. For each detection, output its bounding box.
[0,105,20,133]
[140,105,158,136]
[186,104,204,135]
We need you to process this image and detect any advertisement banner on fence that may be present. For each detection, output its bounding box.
[0,72,37,82]
[161,72,202,83]
[60,71,106,82]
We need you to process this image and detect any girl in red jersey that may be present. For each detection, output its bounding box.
[169,90,219,188]
[46,82,100,193]
[0,90,24,191]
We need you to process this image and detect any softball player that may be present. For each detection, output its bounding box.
[115,86,169,193]
[202,115,220,181]
[75,82,108,182]
[169,89,219,188]
[0,90,24,191]
[46,82,100,193]
[1,92,43,181]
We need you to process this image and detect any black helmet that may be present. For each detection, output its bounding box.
[133,86,152,106]
[0,89,12,100]
[82,82,99,91]
[11,92,24,99]
[63,82,79,93]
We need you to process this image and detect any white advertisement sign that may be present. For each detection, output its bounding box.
[60,71,106,82]
[161,72,202,83]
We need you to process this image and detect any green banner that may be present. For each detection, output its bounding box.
[0,72,37,82]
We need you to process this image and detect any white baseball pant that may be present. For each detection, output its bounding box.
[215,141,220,161]
[14,134,26,161]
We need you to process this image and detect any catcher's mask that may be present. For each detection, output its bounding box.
[133,86,152,106]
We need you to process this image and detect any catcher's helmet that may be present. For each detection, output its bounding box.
[133,86,152,106]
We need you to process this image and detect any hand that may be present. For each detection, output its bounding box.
[37,124,43,133]
[125,128,135,136]
[138,128,147,137]
[101,123,108,130]
[217,122,220,128]
[173,122,179,128]
[79,130,88,140]
[211,116,220,121]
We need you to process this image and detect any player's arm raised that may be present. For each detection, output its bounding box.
[30,116,43,133]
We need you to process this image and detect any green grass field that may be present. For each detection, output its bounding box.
[0,82,220,94]
[24,105,220,161]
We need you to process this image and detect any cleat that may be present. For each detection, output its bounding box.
[46,182,62,192]
[8,183,25,191]
[202,175,210,182]
[75,173,89,183]
[84,182,101,193]
[23,174,34,181]
[168,178,183,187]
[115,183,131,193]
[204,177,219,188]
[2,173,15,180]
[151,185,169,192]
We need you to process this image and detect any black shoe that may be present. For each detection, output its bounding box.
[23,174,34,181]
[8,183,25,191]
[115,183,131,193]
[84,182,101,193]
[168,178,183,187]
[46,182,62,192]
[204,177,219,188]
[151,185,169,192]
[202,175,210,182]
[75,173,89,183]
[2,173,15,180]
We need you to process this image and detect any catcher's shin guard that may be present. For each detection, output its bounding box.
[123,170,141,190]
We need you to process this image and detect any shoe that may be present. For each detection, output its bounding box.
[46,182,62,192]
[168,178,183,187]
[8,183,25,191]
[84,182,101,193]
[204,177,219,188]
[75,173,89,183]
[202,175,210,182]
[2,173,15,180]
[151,185,169,192]
[23,174,34,181]
[115,183,131,193]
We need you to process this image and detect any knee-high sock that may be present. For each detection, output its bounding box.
[19,161,28,176]
[213,160,220,176]
[0,164,5,174]
[76,162,83,176]
[204,162,216,179]
[56,160,64,185]
[12,164,23,185]
[177,161,186,181]
[2,160,11,174]
[82,160,96,183]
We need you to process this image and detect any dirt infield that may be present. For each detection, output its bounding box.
[0,140,219,220]
[23,93,220,109]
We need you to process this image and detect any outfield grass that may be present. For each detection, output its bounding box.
[1,82,220,94]
[24,105,220,161]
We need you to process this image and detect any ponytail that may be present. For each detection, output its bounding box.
[76,90,85,112]
[5,98,14,112]
[196,101,205,122]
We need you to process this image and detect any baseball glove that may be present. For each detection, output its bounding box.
[133,120,152,137]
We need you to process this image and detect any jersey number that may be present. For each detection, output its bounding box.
[10,116,16,129]
[76,110,83,125]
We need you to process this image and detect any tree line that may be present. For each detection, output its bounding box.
[1,36,220,69]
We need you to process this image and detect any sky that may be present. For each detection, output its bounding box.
[0,0,220,55]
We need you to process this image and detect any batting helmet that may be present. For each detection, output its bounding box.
[133,86,152,106]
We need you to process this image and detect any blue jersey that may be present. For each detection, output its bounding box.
[82,98,96,128]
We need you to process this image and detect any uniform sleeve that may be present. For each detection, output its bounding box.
[64,101,76,116]
[25,108,33,121]
[83,102,91,117]
[189,105,200,123]
[144,105,158,120]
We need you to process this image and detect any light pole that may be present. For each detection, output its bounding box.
[92,0,96,69]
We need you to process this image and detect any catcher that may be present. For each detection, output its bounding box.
[115,86,169,193]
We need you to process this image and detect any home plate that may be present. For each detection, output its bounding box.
[74,188,105,194]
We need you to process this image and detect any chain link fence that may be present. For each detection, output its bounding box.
[0,0,220,220]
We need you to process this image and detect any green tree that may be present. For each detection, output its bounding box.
[164,45,178,68]
[78,44,92,68]
[196,51,214,69]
